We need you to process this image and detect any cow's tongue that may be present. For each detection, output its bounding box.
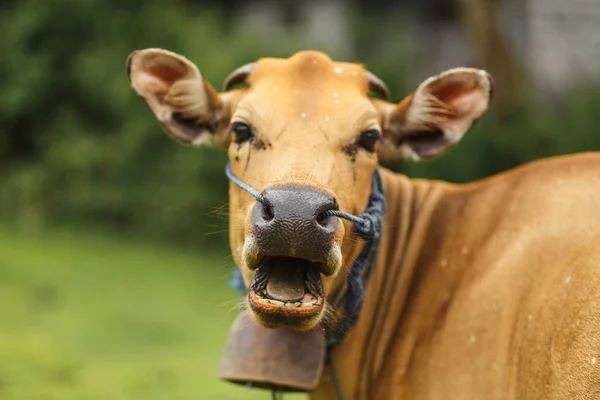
[265,261,306,302]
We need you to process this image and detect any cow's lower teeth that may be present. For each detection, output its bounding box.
[255,292,320,308]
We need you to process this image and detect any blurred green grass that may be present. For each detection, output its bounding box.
[0,226,304,399]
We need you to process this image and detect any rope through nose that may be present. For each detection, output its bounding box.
[225,162,383,239]
[225,163,270,206]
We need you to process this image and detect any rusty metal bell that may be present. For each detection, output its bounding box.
[219,311,326,392]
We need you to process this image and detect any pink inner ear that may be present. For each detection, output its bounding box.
[131,55,197,110]
[429,79,468,101]
[147,65,183,84]
[443,92,486,136]
[424,72,488,134]
[136,72,170,102]
[448,89,486,118]
[144,57,191,84]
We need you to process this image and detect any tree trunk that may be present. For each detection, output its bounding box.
[457,0,524,117]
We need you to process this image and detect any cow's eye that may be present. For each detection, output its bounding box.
[230,122,254,144]
[356,129,381,153]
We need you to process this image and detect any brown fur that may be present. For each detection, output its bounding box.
[128,49,599,399]
[316,154,600,399]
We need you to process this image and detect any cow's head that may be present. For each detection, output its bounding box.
[128,49,492,331]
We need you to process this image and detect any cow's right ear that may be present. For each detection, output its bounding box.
[127,48,233,148]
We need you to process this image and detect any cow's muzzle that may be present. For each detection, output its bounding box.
[243,185,343,329]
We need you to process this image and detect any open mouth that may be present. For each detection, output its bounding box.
[247,257,325,329]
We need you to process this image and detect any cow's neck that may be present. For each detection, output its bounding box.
[314,167,449,399]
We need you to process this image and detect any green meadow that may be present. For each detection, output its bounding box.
[0,227,304,399]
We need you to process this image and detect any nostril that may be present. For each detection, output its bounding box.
[316,198,338,228]
[316,212,328,227]
[262,201,275,222]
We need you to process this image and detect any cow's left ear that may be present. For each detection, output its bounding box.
[376,68,493,161]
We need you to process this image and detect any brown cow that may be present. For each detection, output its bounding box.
[127,49,600,399]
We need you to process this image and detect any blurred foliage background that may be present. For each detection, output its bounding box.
[1,0,600,249]
[0,0,599,398]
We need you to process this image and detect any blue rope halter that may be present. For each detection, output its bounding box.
[225,162,386,400]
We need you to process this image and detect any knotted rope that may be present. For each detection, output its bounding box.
[226,162,386,400]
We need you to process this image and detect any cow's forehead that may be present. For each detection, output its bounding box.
[247,51,369,97]
[233,51,377,138]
